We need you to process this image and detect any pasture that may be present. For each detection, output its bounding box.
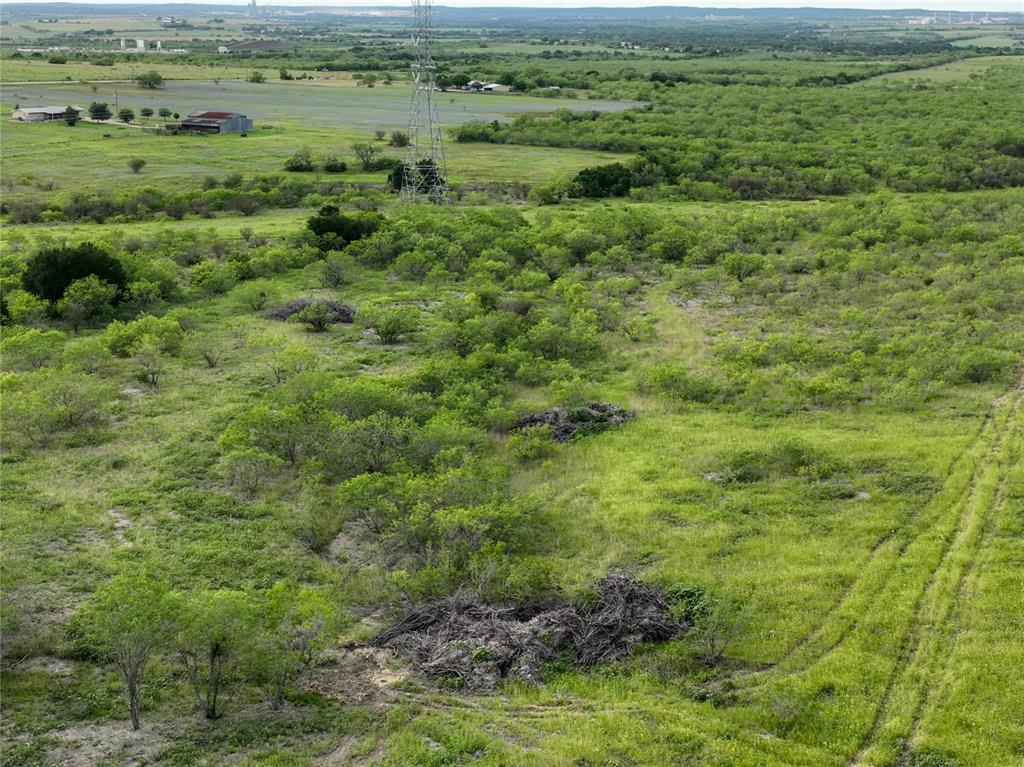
[2,9,1024,767]
[853,54,1024,84]
[2,78,638,129]
[0,80,636,195]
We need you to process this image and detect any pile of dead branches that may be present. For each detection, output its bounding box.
[376,573,681,688]
[514,402,634,442]
[264,298,355,323]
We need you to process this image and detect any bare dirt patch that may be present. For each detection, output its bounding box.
[46,721,169,767]
[308,646,404,707]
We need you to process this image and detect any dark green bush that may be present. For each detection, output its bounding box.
[572,163,633,198]
[306,205,381,251]
[22,243,127,302]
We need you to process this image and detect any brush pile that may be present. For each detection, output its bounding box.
[265,298,355,323]
[514,402,634,442]
[376,573,680,688]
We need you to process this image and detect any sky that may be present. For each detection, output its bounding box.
[251,0,1024,8]
[17,0,1024,11]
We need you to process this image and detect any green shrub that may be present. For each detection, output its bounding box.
[364,306,419,344]
[722,252,767,282]
[104,315,184,357]
[190,261,237,295]
[956,348,1010,384]
[322,155,347,173]
[1,328,65,370]
[22,243,126,302]
[642,363,721,404]
[284,149,315,173]
[319,251,356,288]
[508,426,555,461]
[572,163,632,198]
[306,205,380,252]
[721,439,838,483]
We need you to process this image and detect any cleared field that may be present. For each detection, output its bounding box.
[0,207,312,245]
[0,118,630,194]
[1,78,638,129]
[0,15,260,42]
[0,80,635,193]
[0,59,287,84]
[853,54,1024,84]
[951,35,1023,48]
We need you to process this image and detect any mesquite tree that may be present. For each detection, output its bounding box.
[72,571,169,730]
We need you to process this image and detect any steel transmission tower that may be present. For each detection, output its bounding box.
[403,0,449,204]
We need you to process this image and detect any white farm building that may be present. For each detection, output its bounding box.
[12,105,83,122]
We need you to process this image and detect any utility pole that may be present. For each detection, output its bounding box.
[402,0,449,204]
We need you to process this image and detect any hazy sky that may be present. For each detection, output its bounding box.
[256,0,1024,8]
[39,1,1024,10]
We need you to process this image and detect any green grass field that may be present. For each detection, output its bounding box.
[950,35,1023,48]
[0,78,634,198]
[854,54,1024,84]
[2,12,1024,767]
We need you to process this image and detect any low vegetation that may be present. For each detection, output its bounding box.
[2,9,1023,767]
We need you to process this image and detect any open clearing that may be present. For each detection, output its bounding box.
[0,79,637,190]
[853,54,1024,84]
[3,9,1024,767]
[1,79,639,130]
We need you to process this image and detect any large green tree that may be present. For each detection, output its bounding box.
[22,242,127,303]
[88,101,111,120]
[134,70,164,89]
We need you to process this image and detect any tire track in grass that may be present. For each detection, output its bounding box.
[729,395,999,695]
[849,381,1022,767]
[775,530,896,665]
[902,388,1022,754]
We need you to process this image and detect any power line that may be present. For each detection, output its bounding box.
[402,0,449,205]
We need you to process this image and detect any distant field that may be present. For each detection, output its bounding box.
[0,58,287,83]
[1,206,311,245]
[1,78,638,129]
[853,54,1024,84]
[0,14,279,43]
[0,77,636,193]
[0,118,630,194]
[951,35,1022,48]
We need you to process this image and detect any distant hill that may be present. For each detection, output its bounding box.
[0,3,954,24]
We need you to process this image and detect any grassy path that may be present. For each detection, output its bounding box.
[850,377,1023,766]
[716,374,1022,764]
[906,411,1019,744]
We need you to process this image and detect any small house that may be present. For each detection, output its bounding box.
[481,83,511,93]
[180,111,253,133]
[12,105,83,122]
